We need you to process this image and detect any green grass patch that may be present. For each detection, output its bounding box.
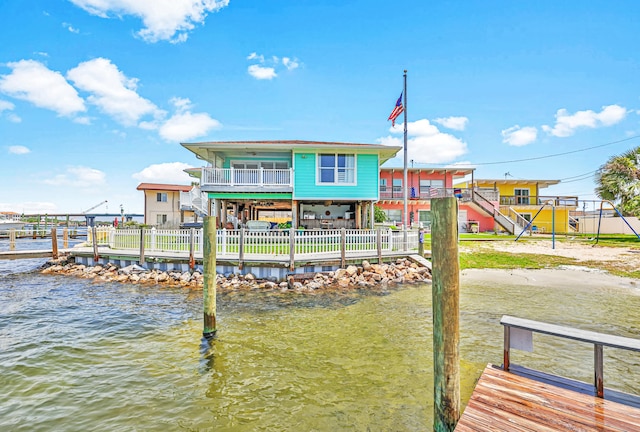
[460,250,578,270]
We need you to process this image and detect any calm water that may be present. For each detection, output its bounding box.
[1,239,640,431]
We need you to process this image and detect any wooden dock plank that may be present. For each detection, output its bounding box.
[457,364,640,431]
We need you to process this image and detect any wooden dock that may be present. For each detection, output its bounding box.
[456,364,640,431]
[0,249,71,260]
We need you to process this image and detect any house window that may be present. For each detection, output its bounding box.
[384,209,402,224]
[156,193,167,202]
[392,178,402,193]
[260,161,289,169]
[380,178,387,192]
[515,189,530,205]
[318,154,355,184]
[156,214,167,225]
[420,179,444,195]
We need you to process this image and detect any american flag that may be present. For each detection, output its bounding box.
[429,187,439,197]
[387,93,404,126]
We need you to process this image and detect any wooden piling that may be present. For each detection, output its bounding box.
[9,229,16,251]
[63,227,68,248]
[138,228,145,265]
[431,197,460,432]
[238,228,245,271]
[51,228,58,259]
[203,216,217,338]
[289,227,295,271]
[188,228,196,271]
[92,226,99,262]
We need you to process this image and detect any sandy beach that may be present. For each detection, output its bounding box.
[459,239,640,289]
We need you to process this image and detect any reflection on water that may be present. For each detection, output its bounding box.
[1,256,639,431]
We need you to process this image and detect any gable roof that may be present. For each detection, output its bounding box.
[136,183,192,192]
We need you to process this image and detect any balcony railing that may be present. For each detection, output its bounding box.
[499,195,579,207]
[379,187,477,201]
[201,167,293,187]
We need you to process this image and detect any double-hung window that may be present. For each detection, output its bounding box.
[318,154,355,184]
[156,193,167,202]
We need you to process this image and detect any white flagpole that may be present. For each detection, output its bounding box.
[403,70,408,249]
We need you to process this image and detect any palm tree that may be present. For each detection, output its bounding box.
[595,146,640,216]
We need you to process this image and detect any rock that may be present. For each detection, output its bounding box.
[157,272,169,282]
[345,265,358,276]
[120,264,146,275]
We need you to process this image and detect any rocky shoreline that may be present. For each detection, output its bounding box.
[40,255,432,292]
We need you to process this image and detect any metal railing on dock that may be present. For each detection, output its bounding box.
[501,315,640,398]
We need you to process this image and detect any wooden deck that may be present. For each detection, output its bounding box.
[456,364,640,431]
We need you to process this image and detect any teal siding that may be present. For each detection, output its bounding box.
[293,153,379,200]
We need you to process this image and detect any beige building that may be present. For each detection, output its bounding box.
[136,183,194,228]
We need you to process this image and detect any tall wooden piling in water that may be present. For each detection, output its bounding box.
[51,228,58,259]
[203,216,217,339]
[431,197,460,431]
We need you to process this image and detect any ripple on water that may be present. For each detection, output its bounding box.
[1,268,640,431]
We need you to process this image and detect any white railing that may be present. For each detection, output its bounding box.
[201,167,292,187]
[88,227,418,259]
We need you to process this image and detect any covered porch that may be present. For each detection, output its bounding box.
[208,193,377,231]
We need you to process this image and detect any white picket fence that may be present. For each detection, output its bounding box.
[88,227,419,259]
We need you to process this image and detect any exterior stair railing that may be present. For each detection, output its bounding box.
[472,190,516,234]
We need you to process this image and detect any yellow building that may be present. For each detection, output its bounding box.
[469,179,579,234]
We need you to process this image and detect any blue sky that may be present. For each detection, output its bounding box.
[1,0,639,215]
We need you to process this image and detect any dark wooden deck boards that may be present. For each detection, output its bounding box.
[456,364,640,431]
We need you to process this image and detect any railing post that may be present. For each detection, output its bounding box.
[259,167,264,186]
[289,227,296,271]
[230,167,235,186]
[376,228,382,264]
[238,228,245,270]
[595,344,604,398]
[150,227,156,251]
[139,228,145,265]
[340,228,346,268]
[503,325,511,371]
[51,228,58,259]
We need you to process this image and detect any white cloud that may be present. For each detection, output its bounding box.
[156,96,221,141]
[434,116,468,131]
[67,58,161,126]
[7,113,21,123]
[542,104,627,137]
[63,22,80,33]
[43,166,106,187]
[248,64,277,80]
[69,0,229,43]
[501,125,538,146]
[378,119,468,164]
[0,100,21,122]
[247,52,264,62]
[132,162,193,184]
[8,145,31,154]
[0,60,86,117]
[282,57,299,70]
[0,100,14,112]
[160,111,221,141]
[0,201,57,213]
[246,52,300,80]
